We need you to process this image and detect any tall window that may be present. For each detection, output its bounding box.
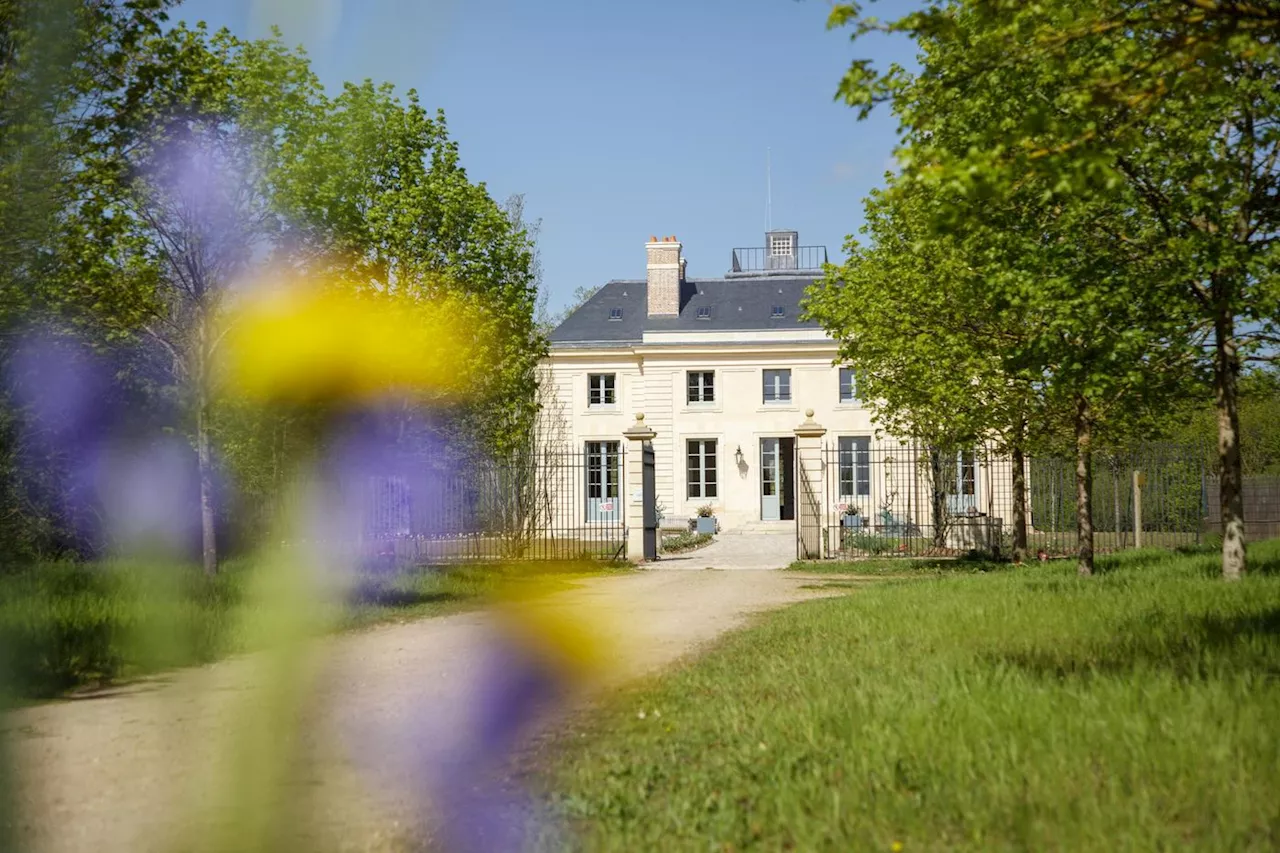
[838,436,871,497]
[957,450,976,497]
[687,371,715,404]
[587,373,615,407]
[770,234,794,256]
[687,439,718,499]
[839,368,858,403]
[763,369,791,403]
[585,441,621,519]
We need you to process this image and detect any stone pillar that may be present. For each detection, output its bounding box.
[623,413,658,562]
[794,409,828,560]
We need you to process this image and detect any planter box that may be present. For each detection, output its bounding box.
[695,516,717,535]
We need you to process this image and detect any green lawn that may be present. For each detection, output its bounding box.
[538,542,1280,852]
[0,557,624,700]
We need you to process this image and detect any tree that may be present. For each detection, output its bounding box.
[805,179,1045,561]
[2,10,545,567]
[0,0,176,561]
[829,0,1280,578]
[68,24,321,573]
[807,172,1191,572]
[273,81,543,460]
[544,284,602,332]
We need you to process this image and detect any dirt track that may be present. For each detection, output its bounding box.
[7,567,851,852]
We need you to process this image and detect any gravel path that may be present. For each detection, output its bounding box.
[6,567,843,852]
[660,529,798,570]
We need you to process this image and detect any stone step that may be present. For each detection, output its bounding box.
[721,523,796,536]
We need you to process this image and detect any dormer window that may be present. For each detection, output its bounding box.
[608,307,623,321]
[696,306,711,320]
[771,305,785,318]
[769,234,794,256]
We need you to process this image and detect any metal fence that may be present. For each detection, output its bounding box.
[729,245,828,274]
[244,446,627,566]
[809,440,1266,560]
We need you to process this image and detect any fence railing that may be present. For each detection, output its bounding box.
[239,446,627,566]
[730,245,828,274]
[813,440,1261,560]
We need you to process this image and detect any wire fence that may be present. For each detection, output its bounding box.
[809,440,1276,560]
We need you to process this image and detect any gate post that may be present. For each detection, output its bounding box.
[794,409,828,560]
[623,413,658,562]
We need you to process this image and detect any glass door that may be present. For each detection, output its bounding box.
[585,441,621,522]
[947,449,977,513]
[760,438,781,521]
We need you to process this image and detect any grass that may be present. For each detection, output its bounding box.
[0,557,625,700]
[788,554,1005,576]
[537,541,1280,852]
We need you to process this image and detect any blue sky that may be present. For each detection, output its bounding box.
[176,0,919,312]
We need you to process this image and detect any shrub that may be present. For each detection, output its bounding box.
[840,531,905,555]
[661,531,713,554]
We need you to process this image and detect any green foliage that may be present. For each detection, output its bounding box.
[824,0,1280,576]
[0,9,546,561]
[1166,369,1280,475]
[540,541,1280,851]
[0,560,247,696]
[274,80,545,454]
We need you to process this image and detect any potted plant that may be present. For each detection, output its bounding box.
[840,503,862,529]
[695,504,717,534]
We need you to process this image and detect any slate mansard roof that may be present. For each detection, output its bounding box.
[548,276,824,347]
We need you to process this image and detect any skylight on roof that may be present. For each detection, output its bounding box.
[771,305,785,318]
[608,307,623,321]
[696,306,711,320]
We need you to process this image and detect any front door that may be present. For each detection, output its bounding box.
[760,438,797,521]
[585,441,621,522]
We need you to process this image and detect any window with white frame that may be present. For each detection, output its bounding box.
[687,439,718,499]
[769,234,794,256]
[957,450,976,497]
[587,373,615,407]
[839,367,859,403]
[687,371,715,404]
[762,369,791,404]
[838,436,871,497]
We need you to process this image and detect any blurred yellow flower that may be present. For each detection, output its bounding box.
[219,283,479,403]
[496,577,615,683]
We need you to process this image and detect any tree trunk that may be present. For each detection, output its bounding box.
[1213,295,1246,580]
[930,447,947,550]
[197,391,217,576]
[1074,397,1094,577]
[1011,443,1028,563]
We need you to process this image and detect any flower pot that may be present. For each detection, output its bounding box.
[696,516,717,535]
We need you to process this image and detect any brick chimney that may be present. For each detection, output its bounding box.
[646,235,682,316]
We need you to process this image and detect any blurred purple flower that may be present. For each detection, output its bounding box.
[98,436,199,556]
[8,334,117,545]
[8,331,212,558]
[429,632,570,853]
